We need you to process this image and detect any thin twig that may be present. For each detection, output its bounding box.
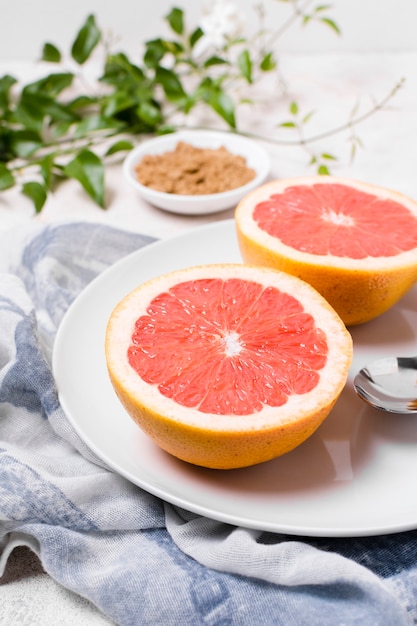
[262,0,315,50]
[284,77,405,146]
[174,78,405,148]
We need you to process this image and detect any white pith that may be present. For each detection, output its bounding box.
[222,331,243,356]
[321,208,355,227]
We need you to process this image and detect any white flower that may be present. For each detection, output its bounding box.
[193,0,245,58]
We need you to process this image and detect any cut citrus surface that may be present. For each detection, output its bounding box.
[105,264,352,469]
[235,176,417,325]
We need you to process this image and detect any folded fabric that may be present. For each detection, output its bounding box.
[0,221,414,625]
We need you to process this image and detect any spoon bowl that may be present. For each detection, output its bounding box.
[354,356,417,413]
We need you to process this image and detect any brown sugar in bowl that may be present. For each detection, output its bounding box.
[135,141,256,196]
[123,130,270,215]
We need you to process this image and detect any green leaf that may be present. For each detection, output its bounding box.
[10,129,43,157]
[67,95,97,111]
[302,111,315,124]
[64,149,105,207]
[101,92,136,118]
[195,77,235,127]
[22,181,48,213]
[137,101,163,127]
[155,66,187,101]
[0,128,13,162]
[278,121,296,128]
[321,152,337,160]
[208,90,236,128]
[260,52,276,72]
[39,153,56,188]
[105,140,133,156]
[289,101,299,115]
[237,49,253,83]
[318,164,331,175]
[49,121,73,140]
[71,14,101,65]
[144,39,168,69]
[0,163,15,190]
[101,53,145,86]
[14,92,79,131]
[189,27,203,48]
[73,114,122,138]
[12,98,44,132]
[165,7,184,35]
[0,74,17,115]
[24,72,74,97]
[203,56,228,68]
[156,125,176,135]
[41,42,61,63]
[320,17,341,34]
[162,40,184,55]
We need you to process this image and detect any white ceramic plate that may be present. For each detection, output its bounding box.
[53,219,417,537]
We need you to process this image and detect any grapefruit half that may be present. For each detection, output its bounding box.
[105,264,352,469]
[235,176,417,326]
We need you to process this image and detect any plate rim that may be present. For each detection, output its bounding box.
[53,218,417,537]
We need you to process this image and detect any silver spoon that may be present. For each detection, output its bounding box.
[354,356,417,413]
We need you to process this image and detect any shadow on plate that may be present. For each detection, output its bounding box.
[351,284,417,350]
[145,382,385,497]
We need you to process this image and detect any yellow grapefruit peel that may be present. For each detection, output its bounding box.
[235,176,417,326]
[105,263,353,470]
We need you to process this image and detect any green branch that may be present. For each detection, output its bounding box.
[0,4,401,212]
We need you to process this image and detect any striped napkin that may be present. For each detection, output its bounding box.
[0,221,412,625]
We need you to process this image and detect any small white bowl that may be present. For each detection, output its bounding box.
[123,130,270,215]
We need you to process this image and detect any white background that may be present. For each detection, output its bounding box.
[1,0,416,61]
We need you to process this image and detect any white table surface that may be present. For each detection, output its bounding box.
[1,51,416,625]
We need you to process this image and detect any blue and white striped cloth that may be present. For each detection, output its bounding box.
[0,221,414,625]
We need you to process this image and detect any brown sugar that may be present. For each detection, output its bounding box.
[135,141,256,195]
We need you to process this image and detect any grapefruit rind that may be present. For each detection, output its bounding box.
[235,177,417,326]
[105,263,353,469]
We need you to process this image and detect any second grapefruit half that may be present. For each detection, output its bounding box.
[235,176,417,325]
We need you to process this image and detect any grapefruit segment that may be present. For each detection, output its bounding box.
[235,176,417,325]
[105,264,352,469]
